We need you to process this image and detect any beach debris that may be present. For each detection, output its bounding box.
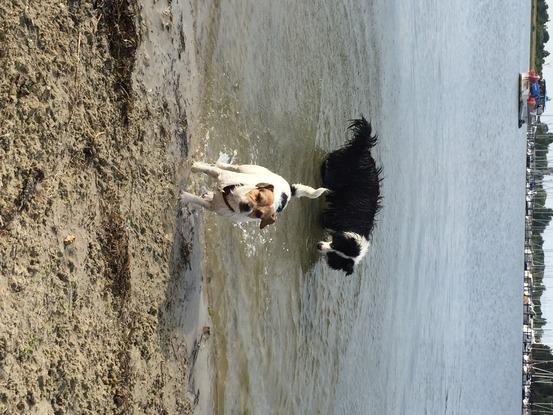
[0,168,44,235]
[64,233,76,245]
[189,338,200,369]
[188,327,211,382]
[16,168,44,212]
[9,281,23,293]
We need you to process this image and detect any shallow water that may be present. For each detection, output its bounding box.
[174,0,530,413]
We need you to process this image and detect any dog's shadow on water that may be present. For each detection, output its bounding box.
[284,187,328,274]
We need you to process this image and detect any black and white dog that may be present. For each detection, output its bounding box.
[317,117,382,275]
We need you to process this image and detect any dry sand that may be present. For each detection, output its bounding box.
[0,0,209,413]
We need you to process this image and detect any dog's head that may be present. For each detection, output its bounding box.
[243,183,276,229]
[246,183,274,207]
[316,231,369,275]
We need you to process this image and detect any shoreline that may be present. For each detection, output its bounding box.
[0,1,210,413]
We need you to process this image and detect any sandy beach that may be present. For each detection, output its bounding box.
[0,1,210,413]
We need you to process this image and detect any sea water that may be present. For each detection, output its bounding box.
[172,0,529,413]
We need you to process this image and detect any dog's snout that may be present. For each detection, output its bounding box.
[317,242,323,251]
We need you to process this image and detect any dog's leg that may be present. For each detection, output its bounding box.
[215,161,273,176]
[181,191,212,209]
[291,183,329,199]
[201,191,214,200]
[191,162,222,178]
[214,161,242,172]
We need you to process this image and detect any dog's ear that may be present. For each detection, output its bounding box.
[259,211,276,229]
[256,183,274,192]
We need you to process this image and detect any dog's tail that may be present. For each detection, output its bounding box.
[348,116,377,149]
[291,184,329,199]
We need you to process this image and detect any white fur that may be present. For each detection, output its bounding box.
[317,232,370,264]
[183,161,327,221]
[182,162,266,223]
[292,183,329,199]
[180,188,257,222]
[213,161,292,213]
[343,232,370,264]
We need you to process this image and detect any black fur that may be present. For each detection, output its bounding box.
[326,252,355,276]
[321,117,382,238]
[277,192,289,213]
[320,116,382,275]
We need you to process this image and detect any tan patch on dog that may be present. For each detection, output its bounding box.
[246,184,276,229]
[246,184,274,207]
[252,206,276,229]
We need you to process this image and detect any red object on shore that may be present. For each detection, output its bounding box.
[528,69,540,83]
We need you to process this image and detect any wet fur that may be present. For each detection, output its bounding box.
[318,117,382,275]
[182,161,328,229]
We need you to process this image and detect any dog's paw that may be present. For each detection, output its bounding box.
[180,191,192,204]
[191,161,211,172]
[201,191,214,200]
[215,160,231,169]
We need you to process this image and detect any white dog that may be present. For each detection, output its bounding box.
[181,161,328,228]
